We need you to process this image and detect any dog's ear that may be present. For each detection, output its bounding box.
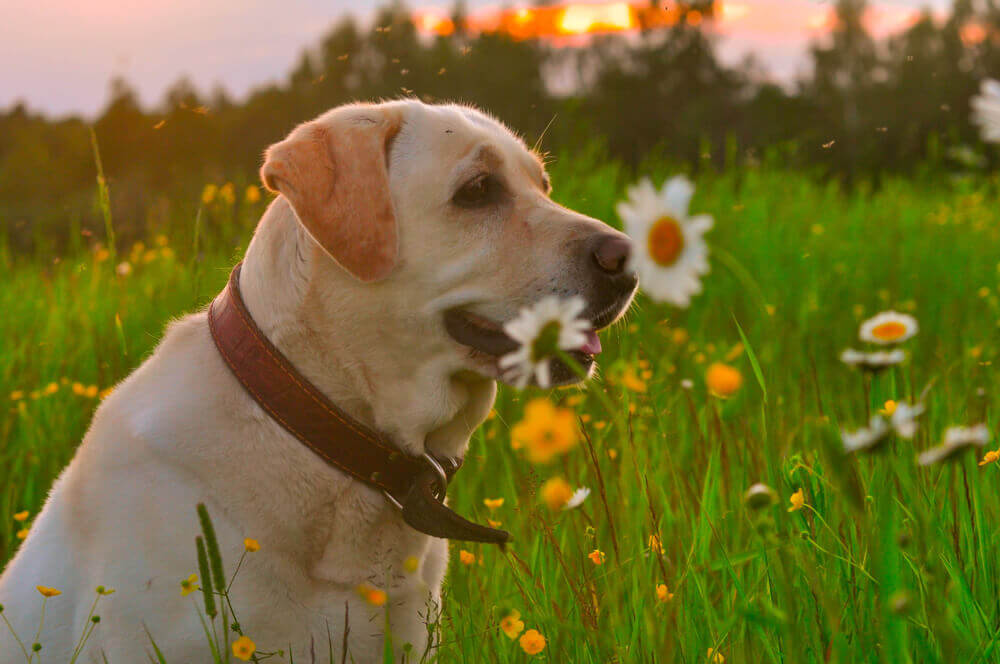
[260,108,402,282]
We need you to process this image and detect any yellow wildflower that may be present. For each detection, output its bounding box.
[621,368,647,393]
[36,586,61,598]
[656,583,674,602]
[72,382,85,396]
[979,450,1000,467]
[459,550,476,565]
[219,183,236,205]
[84,385,98,398]
[16,528,28,540]
[488,519,502,528]
[94,247,110,263]
[245,185,261,204]
[707,647,725,663]
[356,583,387,607]
[201,184,217,205]
[540,476,573,511]
[232,635,256,661]
[879,400,898,416]
[788,488,805,512]
[588,549,606,565]
[519,629,546,655]
[483,497,504,511]
[99,387,114,400]
[244,538,260,552]
[155,234,169,247]
[43,382,58,395]
[672,328,689,345]
[510,399,579,464]
[180,573,198,596]
[648,534,664,555]
[9,391,23,401]
[706,363,743,398]
[500,610,525,639]
[13,511,29,522]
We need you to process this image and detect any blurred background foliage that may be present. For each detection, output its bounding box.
[2,0,1000,253]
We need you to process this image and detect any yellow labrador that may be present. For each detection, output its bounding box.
[0,100,636,662]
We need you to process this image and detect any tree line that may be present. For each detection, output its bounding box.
[2,0,999,250]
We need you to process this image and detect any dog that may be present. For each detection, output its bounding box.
[0,100,636,662]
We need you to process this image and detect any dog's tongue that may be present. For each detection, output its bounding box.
[580,330,602,355]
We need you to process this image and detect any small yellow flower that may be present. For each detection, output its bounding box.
[232,635,256,661]
[788,488,805,512]
[706,363,743,398]
[979,450,1000,467]
[672,328,689,345]
[245,185,261,204]
[9,390,24,401]
[488,519,502,528]
[13,511,29,522]
[219,183,236,205]
[656,583,674,602]
[621,368,647,393]
[879,400,898,416]
[98,387,114,400]
[540,476,573,511]
[356,583,387,607]
[648,534,664,555]
[243,538,260,552]
[201,183,218,205]
[72,382,85,395]
[500,610,525,639]
[43,382,59,396]
[511,399,579,464]
[94,247,110,263]
[459,550,476,565]
[16,528,28,540]
[588,549,606,565]
[519,628,546,655]
[707,647,725,663]
[483,497,504,511]
[403,556,419,573]
[180,573,198,596]
[155,234,169,247]
[36,586,61,598]
[84,385,98,398]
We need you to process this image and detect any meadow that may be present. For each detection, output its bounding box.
[2,150,999,663]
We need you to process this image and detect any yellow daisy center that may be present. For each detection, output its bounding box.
[647,216,685,266]
[870,321,908,341]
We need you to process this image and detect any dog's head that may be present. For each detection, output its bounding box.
[261,100,636,388]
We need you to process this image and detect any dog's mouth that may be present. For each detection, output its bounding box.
[443,291,632,386]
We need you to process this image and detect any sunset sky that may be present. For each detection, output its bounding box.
[3,0,949,117]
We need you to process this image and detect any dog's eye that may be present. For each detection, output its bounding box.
[453,174,501,208]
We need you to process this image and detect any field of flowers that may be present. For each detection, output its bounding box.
[1,149,999,662]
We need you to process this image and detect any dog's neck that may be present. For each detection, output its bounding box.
[237,198,496,461]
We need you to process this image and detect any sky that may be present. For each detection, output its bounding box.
[1,0,950,118]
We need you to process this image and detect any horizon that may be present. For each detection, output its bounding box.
[3,0,954,119]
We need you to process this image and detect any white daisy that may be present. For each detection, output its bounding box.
[842,416,891,453]
[890,401,925,439]
[971,78,1000,144]
[563,486,591,511]
[918,424,991,466]
[616,176,713,307]
[499,296,591,389]
[858,311,918,345]
[840,348,905,372]
[743,482,777,509]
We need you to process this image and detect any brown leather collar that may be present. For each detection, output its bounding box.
[208,262,509,545]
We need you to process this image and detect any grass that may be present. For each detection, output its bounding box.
[1,152,999,663]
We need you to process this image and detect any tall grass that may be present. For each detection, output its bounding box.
[1,153,999,662]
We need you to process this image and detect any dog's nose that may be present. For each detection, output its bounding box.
[591,234,632,276]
